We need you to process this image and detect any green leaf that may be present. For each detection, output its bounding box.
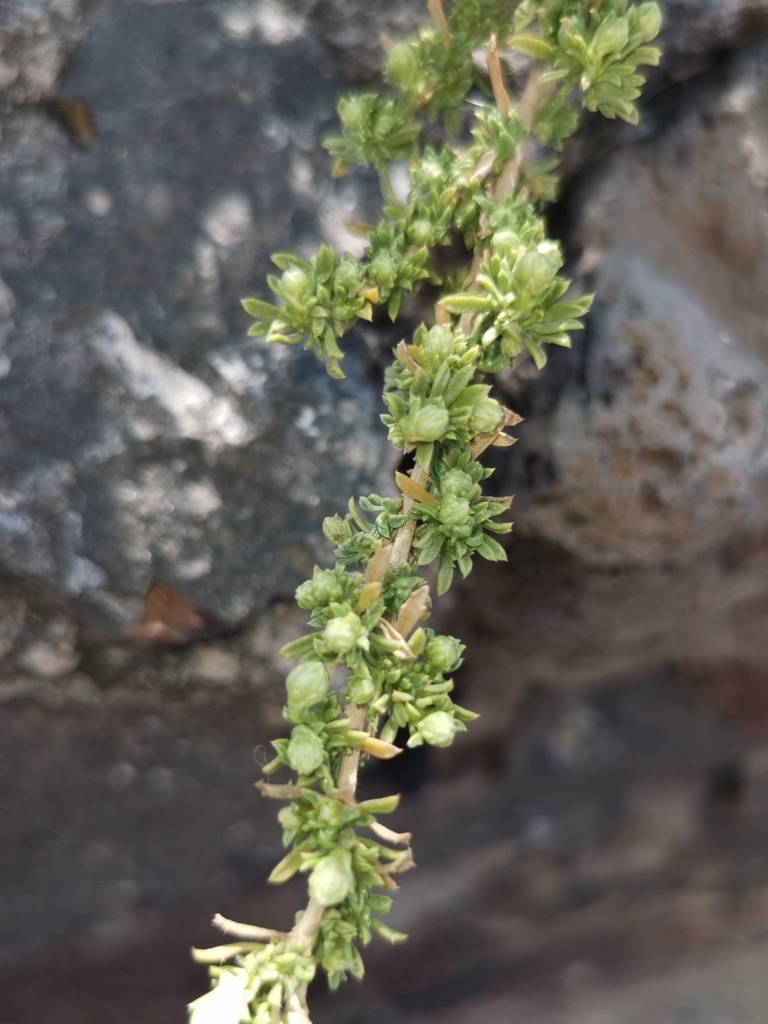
[415,530,445,565]
[522,335,547,370]
[438,294,489,314]
[477,536,507,562]
[415,442,434,473]
[268,847,304,885]
[633,45,661,67]
[457,551,473,577]
[241,297,280,319]
[371,920,408,944]
[548,297,593,319]
[537,67,570,85]
[315,244,336,282]
[443,365,477,406]
[272,253,310,272]
[247,321,272,336]
[437,549,454,596]
[279,634,320,659]
[509,34,554,60]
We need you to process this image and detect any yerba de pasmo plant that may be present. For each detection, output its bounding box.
[187,3,662,1022]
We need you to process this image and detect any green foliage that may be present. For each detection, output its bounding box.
[192,3,661,1023]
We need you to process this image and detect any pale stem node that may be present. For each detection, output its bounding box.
[486,35,511,116]
[494,65,554,202]
[427,0,450,48]
[390,464,429,569]
[254,781,303,800]
[395,340,419,372]
[192,943,263,964]
[370,821,412,845]
[395,584,431,639]
[289,897,325,948]
[212,914,289,942]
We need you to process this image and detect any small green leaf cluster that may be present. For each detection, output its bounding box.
[374,627,475,747]
[195,941,317,1024]
[312,889,405,991]
[520,0,662,124]
[242,247,376,379]
[322,497,409,568]
[441,220,593,372]
[411,455,511,594]
[382,324,494,451]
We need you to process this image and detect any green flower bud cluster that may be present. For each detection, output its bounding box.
[313,887,404,991]
[295,565,362,612]
[276,789,399,854]
[372,628,476,747]
[268,788,411,988]
[533,0,662,125]
[409,454,512,594]
[263,698,360,779]
[325,94,421,177]
[242,247,375,380]
[364,218,435,322]
[199,941,317,1024]
[471,107,527,176]
[382,324,499,460]
[441,230,593,373]
[322,495,408,569]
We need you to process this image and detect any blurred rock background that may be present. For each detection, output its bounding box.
[1,1,768,1022]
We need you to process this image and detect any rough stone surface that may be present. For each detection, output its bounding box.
[0,0,95,106]
[0,0,394,633]
[517,44,768,567]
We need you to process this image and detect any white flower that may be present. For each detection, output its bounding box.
[188,970,249,1024]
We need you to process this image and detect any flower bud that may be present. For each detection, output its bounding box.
[318,800,343,827]
[308,847,354,907]
[419,325,456,372]
[407,219,434,247]
[277,806,300,831]
[287,725,325,775]
[385,40,419,88]
[339,96,368,133]
[348,673,376,704]
[296,569,344,609]
[323,515,350,544]
[469,397,503,436]
[440,495,471,527]
[286,661,329,715]
[426,634,464,673]
[440,468,473,499]
[514,250,558,295]
[635,1,662,42]
[400,402,450,444]
[295,579,316,610]
[333,258,360,294]
[280,267,312,302]
[418,710,457,748]
[368,253,397,291]
[323,612,365,655]
[589,16,629,60]
[491,229,521,254]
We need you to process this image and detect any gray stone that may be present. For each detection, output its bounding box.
[0,0,395,633]
[0,0,93,106]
